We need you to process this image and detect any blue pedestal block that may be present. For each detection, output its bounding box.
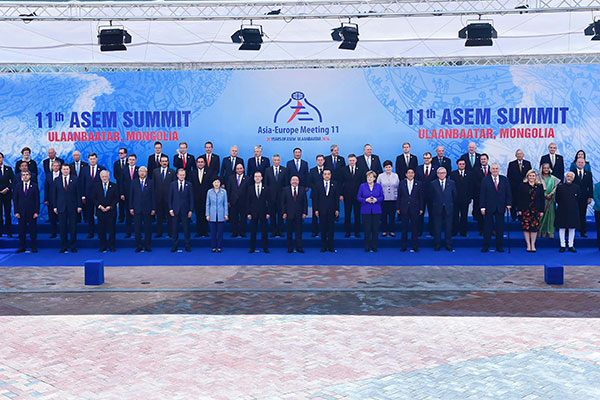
[544,264,564,285]
[84,259,104,285]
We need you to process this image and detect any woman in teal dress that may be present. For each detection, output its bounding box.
[539,163,559,238]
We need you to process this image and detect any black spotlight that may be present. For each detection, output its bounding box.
[458,21,497,47]
[98,26,132,52]
[584,20,600,40]
[231,24,264,50]
[331,23,359,50]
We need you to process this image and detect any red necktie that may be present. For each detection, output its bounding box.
[425,166,429,179]
[182,156,186,169]
[494,178,498,191]
[207,155,210,167]
[293,187,298,201]
[91,167,95,180]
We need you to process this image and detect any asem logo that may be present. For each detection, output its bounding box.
[274,91,323,123]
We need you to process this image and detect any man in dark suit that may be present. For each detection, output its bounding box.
[173,142,195,179]
[53,164,82,253]
[459,142,481,172]
[572,157,593,237]
[113,147,128,223]
[247,145,270,178]
[264,154,287,237]
[286,147,309,188]
[0,153,15,237]
[93,170,119,252]
[130,166,155,252]
[449,159,472,236]
[472,153,491,235]
[281,176,308,253]
[396,168,423,252]
[308,154,326,237]
[80,153,105,238]
[13,170,39,253]
[313,169,339,252]
[152,155,176,238]
[480,162,512,252]
[324,144,345,180]
[14,162,38,187]
[42,148,64,174]
[247,171,270,253]
[199,141,220,178]
[415,152,437,236]
[395,142,418,178]
[191,157,212,237]
[119,154,139,238]
[146,141,165,178]
[539,142,565,181]
[44,160,62,238]
[431,146,453,173]
[227,163,250,237]
[169,169,194,252]
[220,145,244,184]
[507,149,532,221]
[68,150,88,179]
[339,154,362,237]
[356,144,383,175]
[430,167,457,251]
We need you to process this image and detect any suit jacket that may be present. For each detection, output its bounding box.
[206,188,228,221]
[431,156,453,173]
[147,153,166,177]
[357,182,384,214]
[173,153,196,177]
[44,172,61,205]
[199,153,220,177]
[264,165,287,203]
[42,157,64,174]
[93,181,119,216]
[220,156,244,183]
[169,180,194,215]
[312,181,339,216]
[429,179,457,215]
[246,183,270,218]
[0,165,15,193]
[396,179,424,215]
[53,174,81,213]
[449,169,473,204]
[285,159,309,187]
[308,166,325,199]
[480,175,512,214]
[507,159,532,193]
[555,182,581,228]
[395,154,418,178]
[227,173,250,205]
[281,185,308,220]
[81,164,105,198]
[573,169,593,199]
[324,155,346,179]
[129,178,155,214]
[113,159,129,185]
[356,154,383,175]
[15,160,38,176]
[13,181,40,218]
[247,156,270,178]
[339,165,363,198]
[190,168,213,207]
[14,171,38,188]
[540,153,565,181]
[516,182,545,213]
[69,160,88,178]
[415,164,437,194]
[152,167,176,201]
[119,165,140,198]
[459,152,481,172]
[472,165,491,200]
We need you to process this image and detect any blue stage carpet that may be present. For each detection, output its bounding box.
[0,246,598,267]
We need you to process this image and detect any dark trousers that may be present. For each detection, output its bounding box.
[473,197,484,233]
[194,201,208,236]
[18,215,37,249]
[229,201,246,236]
[172,211,191,248]
[400,211,419,249]
[381,200,396,232]
[483,210,505,249]
[319,212,335,249]
[97,211,116,250]
[83,199,95,235]
[453,201,469,235]
[419,199,433,236]
[117,196,126,222]
[344,197,361,235]
[311,203,319,235]
[124,198,133,235]
[155,198,171,236]
[578,200,588,234]
[433,206,453,248]
[0,192,12,236]
[209,221,225,249]
[286,217,303,250]
[47,204,58,235]
[595,211,600,248]
[250,215,269,251]
[58,210,77,250]
[134,212,152,250]
[363,213,380,250]
[269,200,284,236]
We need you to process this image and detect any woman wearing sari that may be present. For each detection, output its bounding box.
[539,163,559,238]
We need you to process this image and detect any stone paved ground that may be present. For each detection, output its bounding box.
[0,265,599,399]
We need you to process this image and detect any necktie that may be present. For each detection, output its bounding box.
[237,175,241,187]
[352,166,355,176]
[484,167,487,176]
[130,167,134,180]
[494,177,498,191]
[206,155,210,167]
[296,160,300,172]
[461,171,464,178]
[470,154,474,167]
[519,161,522,173]
[293,187,297,200]
[141,180,144,192]
[441,180,445,191]
[76,162,80,176]
[333,157,337,169]
[325,181,329,196]
[91,166,95,180]
[104,183,107,197]
[408,182,412,195]
[367,157,371,169]
[257,158,260,168]
[439,158,443,165]
[551,154,555,166]
[406,155,409,166]
[156,155,160,165]
[199,171,203,184]
[256,185,260,198]
[162,169,166,181]
[232,158,235,170]
[319,168,322,175]
[182,155,186,169]
[121,160,125,168]
[0,166,3,176]
[580,170,583,180]
[64,177,68,191]
[275,167,278,180]
[425,166,429,179]
[180,182,183,192]
[24,183,28,195]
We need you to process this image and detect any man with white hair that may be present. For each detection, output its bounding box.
[93,170,119,252]
[539,142,565,181]
[220,145,244,183]
[507,149,531,221]
[42,147,64,174]
[459,142,481,172]
[555,171,580,252]
[130,166,155,252]
[247,145,270,177]
[480,162,512,252]
[429,167,456,252]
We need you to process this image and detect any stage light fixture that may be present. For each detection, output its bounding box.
[331,23,359,50]
[97,23,132,52]
[231,24,264,50]
[584,20,600,40]
[458,21,497,47]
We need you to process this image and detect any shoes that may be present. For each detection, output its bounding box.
[212,248,217,253]
[287,248,293,253]
[390,232,396,237]
[185,246,191,252]
[434,246,440,251]
[49,234,57,239]
[446,246,454,252]
[217,248,222,252]
[16,248,25,254]
[568,247,577,253]
[71,248,77,253]
[7,234,13,238]
[32,248,38,253]
[531,249,537,253]
[263,249,270,254]
[87,233,94,239]
[320,248,327,252]
[328,248,336,253]
[496,247,504,253]
[382,232,387,237]
[365,248,370,252]
[296,248,304,253]
[345,233,351,238]
[581,233,588,238]
[312,233,318,237]
[559,247,566,253]
[481,247,489,253]
[109,247,116,252]
[154,233,162,238]
[171,247,177,253]
[100,248,107,253]
[240,234,247,238]
[270,233,277,238]
[400,247,407,252]
[354,233,361,238]
[372,248,378,252]
[526,249,532,253]
[231,234,239,238]
[411,247,419,253]
[460,233,467,237]
[59,248,67,253]
[249,249,255,253]
[124,234,132,239]
[135,248,142,253]
[194,233,201,237]
[145,248,152,252]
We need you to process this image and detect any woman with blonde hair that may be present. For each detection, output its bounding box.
[516,169,545,252]
[539,163,559,238]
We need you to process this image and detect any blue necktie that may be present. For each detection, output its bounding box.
[141,181,144,192]
[103,184,107,197]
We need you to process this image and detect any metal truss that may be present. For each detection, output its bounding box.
[1,53,599,72]
[0,0,599,22]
